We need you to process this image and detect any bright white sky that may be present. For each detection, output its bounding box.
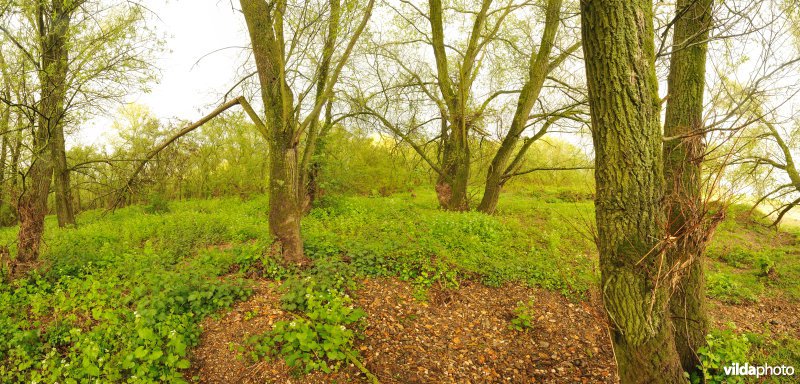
[74,0,247,147]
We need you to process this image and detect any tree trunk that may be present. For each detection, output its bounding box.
[436,116,470,211]
[16,155,51,263]
[18,1,73,262]
[428,0,490,212]
[241,0,309,265]
[303,101,333,212]
[51,123,75,226]
[478,0,562,214]
[581,0,687,382]
[663,0,714,375]
[268,132,305,264]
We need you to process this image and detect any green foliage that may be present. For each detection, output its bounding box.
[509,299,536,332]
[704,206,800,301]
[248,260,365,374]
[144,193,170,214]
[295,127,429,198]
[707,272,760,304]
[248,291,365,373]
[303,192,597,299]
[755,254,777,277]
[0,198,270,382]
[692,326,752,384]
[720,248,756,268]
[748,334,800,383]
[234,240,292,281]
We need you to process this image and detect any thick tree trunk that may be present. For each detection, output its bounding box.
[17,1,72,263]
[436,116,470,211]
[268,129,305,265]
[663,0,714,375]
[241,0,309,266]
[478,176,504,214]
[581,0,687,382]
[16,156,51,263]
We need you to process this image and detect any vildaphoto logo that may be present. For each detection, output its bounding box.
[723,363,795,378]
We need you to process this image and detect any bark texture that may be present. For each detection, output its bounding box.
[240,0,307,265]
[18,1,73,262]
[581,0,687,382]
[52,120,75,227]
[663,0,714,375]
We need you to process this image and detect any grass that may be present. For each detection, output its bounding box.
[303,189,598,296]
[0,190,797,382]
[705,204,800,303]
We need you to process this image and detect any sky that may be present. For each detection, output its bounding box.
[73,0,247,147]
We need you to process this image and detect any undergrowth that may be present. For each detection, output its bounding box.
[245,259,366,374]
[0,197,266,383]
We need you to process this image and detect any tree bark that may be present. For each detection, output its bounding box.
[0,50,11,224]
[663,0,714,375]
[51,122,75,226]
[18,1,73,262]
[478,0,562,214]
[303,101,333,212]
[241,0,307,265]
[436,116,470,211]
[581,0,686,382]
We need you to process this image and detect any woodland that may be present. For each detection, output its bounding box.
[1,0,799,383]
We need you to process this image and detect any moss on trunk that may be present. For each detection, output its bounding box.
[663,0,714,374]
[581,0,687,381]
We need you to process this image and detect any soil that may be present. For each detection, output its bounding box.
[186,278,799,384]
[710,297,800,337]
[187,278,616,383]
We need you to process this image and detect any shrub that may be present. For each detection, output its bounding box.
[144,193,170,214]
[707,272,759,304]
[248,291,365,373]
[692,326,751,384]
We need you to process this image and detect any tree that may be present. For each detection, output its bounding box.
[662,0,714,375]
[353,0,584,211]
[477,0,575,213]
[581,0,685,381]
[0,0,158,265]
[239,0,374,264]
[15,0,73,263]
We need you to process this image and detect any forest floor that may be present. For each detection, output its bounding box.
[187,279,615,384]
[1,189,799,383]
[185,278,800,384]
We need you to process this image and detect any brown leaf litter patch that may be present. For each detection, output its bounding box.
[186,278,617,383]
[710,296,800,337]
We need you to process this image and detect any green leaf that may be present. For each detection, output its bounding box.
[137,327,155,340]
[149,349,164,360]
[134,346,148,359]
